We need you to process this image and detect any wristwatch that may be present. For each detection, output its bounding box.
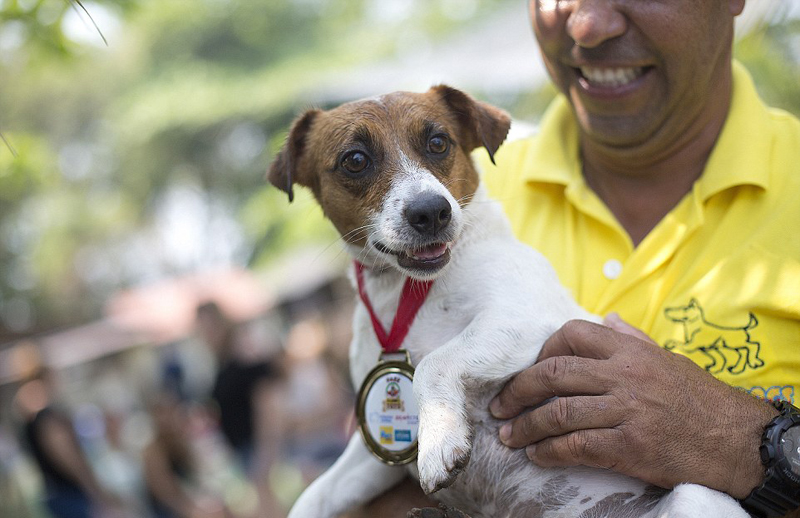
[742,400,800,517]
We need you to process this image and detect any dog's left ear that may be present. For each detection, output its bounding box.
[432,85,511,164]
[267,109,320,203]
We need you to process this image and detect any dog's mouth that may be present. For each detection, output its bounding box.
[374,241,452,273]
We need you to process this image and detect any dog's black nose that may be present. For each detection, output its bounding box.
[405,194,452,235]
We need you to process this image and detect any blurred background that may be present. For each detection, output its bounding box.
[0,1,798,516]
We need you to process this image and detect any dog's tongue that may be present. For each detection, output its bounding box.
[411,243,448,260]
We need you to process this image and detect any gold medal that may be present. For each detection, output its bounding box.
[356,350,419,465]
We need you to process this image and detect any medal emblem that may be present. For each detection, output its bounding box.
[356,350,419,465]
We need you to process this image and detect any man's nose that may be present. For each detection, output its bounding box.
[566,0,627,49]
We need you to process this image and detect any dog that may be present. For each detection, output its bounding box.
[268,86,748,518]
[664,298,764,375]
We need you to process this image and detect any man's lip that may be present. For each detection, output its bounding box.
[570,64,654,99]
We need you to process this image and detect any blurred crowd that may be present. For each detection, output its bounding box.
[0,286,357,518]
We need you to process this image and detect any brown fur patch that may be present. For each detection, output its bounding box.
[267,87,511,246]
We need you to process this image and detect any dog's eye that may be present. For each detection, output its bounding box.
[427,135,449,155]
[341,151,370,174]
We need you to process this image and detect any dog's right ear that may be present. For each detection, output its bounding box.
[267,109,320,203]
[431,85,511,165]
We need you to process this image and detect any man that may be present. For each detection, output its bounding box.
[350,0,800,516]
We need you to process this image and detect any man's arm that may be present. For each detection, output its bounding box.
[490,318,777,499]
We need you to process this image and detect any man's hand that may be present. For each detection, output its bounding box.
[489,317,777,499]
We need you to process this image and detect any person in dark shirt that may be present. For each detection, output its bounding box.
[15,367,121,518]
[210,359,274,466]
[196,302,280,475]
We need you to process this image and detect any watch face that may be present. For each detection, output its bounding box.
[780,425,800,476]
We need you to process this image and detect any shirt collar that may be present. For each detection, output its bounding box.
[522,95,579,186]
[523,61,772,199]
[696,61,770,199]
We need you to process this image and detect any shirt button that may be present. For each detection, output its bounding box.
[602,259,623,280]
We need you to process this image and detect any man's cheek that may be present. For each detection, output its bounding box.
[531,0,565,42]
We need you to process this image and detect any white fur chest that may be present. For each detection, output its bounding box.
[348,263,481,390]
[348,190,588,390]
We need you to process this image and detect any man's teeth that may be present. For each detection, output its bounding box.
[580,66,644,87]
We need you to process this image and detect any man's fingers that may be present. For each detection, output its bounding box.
[490,355,608,419]
[499,395,624,448]
[524,427,629,471]
[536,319,623,363]
[603,312,656,344]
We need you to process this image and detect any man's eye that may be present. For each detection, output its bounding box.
[341,151,370,173]
[427,135,449,154]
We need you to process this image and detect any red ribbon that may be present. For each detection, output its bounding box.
[354,262,434,354]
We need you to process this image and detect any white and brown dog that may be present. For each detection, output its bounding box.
[268,87,747,518]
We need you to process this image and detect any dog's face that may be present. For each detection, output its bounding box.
[269,86,511,279]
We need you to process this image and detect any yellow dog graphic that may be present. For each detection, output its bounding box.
[664,298,764,375]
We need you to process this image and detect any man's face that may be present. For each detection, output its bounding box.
[529,0,744,148]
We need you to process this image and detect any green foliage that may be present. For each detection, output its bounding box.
[0,0,516,337]
[0,132,59,200]
[735,18,800,116]
[0,0,798,339]
[0,0,135,55]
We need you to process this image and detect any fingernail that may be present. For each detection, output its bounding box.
[489,397,502,417]
[525,444,536,460]
[499,423,511,443]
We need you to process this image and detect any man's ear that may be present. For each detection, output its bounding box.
[267,109,319,202]
[432,85,511,164]
[729,0,745,17]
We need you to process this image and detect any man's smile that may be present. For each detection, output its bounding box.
[577,66,647,88]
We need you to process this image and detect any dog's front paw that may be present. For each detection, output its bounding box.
[416,403,472,494]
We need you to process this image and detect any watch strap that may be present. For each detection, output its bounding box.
[743,469,800,518]
[742,401,800,518]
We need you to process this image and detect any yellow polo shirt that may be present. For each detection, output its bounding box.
[483,62,800,403]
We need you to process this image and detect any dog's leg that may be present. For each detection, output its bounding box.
[646,483,748,518]
[699,346,727,374]
[746,341,766,369]
[288,432,407,518]
[413,315,549,494]
[724,343,749,375]
[725,343,765,374]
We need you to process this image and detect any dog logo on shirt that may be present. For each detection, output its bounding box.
[663,298,764,375]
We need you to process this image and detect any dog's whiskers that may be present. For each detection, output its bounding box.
[314,224,376,266]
